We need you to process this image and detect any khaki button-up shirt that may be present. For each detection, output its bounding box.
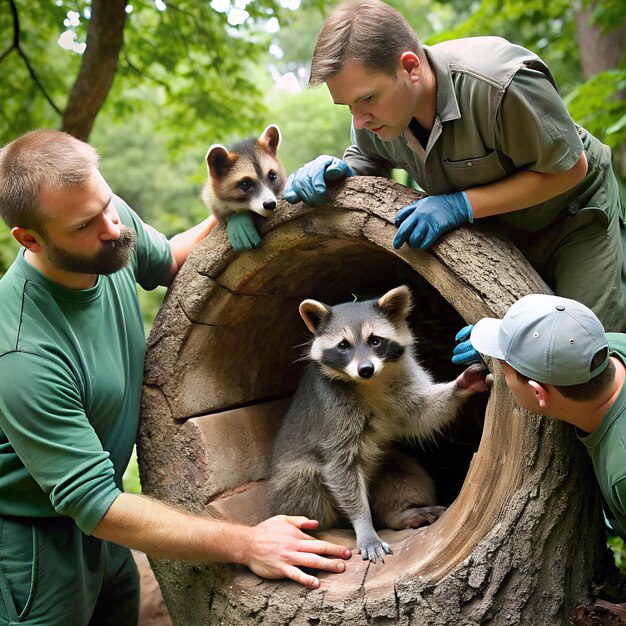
[344,36,616,233]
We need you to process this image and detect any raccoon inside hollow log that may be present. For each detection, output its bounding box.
[267,285,491,563]
[140,176,607,625]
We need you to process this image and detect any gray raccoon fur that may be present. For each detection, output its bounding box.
[267,285,486,563]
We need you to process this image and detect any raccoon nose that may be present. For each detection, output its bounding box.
[358,361,375,379]
[263,200,277,211]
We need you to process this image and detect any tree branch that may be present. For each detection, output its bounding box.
[122,50,169,90]
[0,0,62,116]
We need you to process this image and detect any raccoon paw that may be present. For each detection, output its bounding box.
[455,363,492,394]
[391,504,447,529]
[359,538,393,563]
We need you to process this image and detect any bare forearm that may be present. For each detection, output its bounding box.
[91,492,249,564]
[91,492,352,588]
[466,152,587,219]
[164,215,218,285]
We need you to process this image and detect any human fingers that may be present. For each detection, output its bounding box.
[283,173,300,204]
[393,211,418,248]
[455,324,474,342]
[281,564,322,589]
[394,204,417,227]
[285,516,320,531]
[413,222,437,250]
[293,536,352,560]
[452,339,481,365]
[325,159,354,181]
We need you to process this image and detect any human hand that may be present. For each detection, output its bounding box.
[283,155,355,206]
[393,191,473,250]
[243,515,351,588]
[226,212,261,252]
[452,324,482,365]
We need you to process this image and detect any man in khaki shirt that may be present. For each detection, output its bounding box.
[284,0,626,333]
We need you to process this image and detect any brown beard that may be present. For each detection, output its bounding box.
[43,227,137,276]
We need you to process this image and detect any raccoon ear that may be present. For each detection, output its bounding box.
[377,285,413,323]
[259,125,281,156]
[206,144,237,178]
[299,299,330,335]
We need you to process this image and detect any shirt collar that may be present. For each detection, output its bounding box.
[422,44,461,124]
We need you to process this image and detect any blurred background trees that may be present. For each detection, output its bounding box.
[0,0,624,321]
[1,0,624,261]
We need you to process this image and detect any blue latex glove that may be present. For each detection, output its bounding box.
[283,155,355,206]
[226,212,261,252]
[393,191,473,250]
[452,324,482,365]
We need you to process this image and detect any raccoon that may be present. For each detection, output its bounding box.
[201,125,286,223]
[267,285,489,563]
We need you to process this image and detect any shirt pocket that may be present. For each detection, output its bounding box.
[442,151,509,190]
[0,518,40,622]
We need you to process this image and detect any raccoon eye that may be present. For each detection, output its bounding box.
[369,336,383,347]
[238,180,253,192]
[268,171,278,182]
[337,339,350,352]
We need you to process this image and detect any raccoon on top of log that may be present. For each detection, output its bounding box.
[267,285,491,563]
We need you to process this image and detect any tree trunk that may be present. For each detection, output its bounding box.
[572,0,626,80]
[138,177,613,625]
[572,0,626,176]
[61,0,127,141]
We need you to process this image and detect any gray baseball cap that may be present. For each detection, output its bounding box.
[470,294,609,386]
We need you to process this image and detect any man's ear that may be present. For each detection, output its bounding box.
[528,380,550,409]
[11,226,42,253]
[400,51,420,78]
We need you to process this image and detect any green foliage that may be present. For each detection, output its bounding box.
[428,0,582,91]
[0,228,19,276]
[608,535,626,571]
[0,1,77,137]
[583,0,626,35]
[0,0,284,143]
[259,86,353,174]
[91,111,208,237]
[137,286,167,336]
[565,70,626,148]
[122,446,142,494]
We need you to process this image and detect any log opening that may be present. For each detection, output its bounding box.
[139,177,609,625]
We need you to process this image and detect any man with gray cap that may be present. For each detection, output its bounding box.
[453,294,626,539]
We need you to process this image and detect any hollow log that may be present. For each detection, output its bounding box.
[138,176,613,625]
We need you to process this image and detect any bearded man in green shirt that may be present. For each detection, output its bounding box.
[284,0,626,333]
[0,130,351,626]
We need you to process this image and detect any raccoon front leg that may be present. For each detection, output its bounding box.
[322,464,391,563]
[404,363,490,439]
[267,460,340,529]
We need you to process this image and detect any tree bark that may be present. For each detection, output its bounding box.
[572,0,626,176]
[572,0,626,80]
[61,0,127,141]
[138,177,613,625]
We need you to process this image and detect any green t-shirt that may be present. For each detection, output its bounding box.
[0,197,172,534]
[578,334,626,540]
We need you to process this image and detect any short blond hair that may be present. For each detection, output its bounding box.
[309,0,423,86]
[0,129,99,230]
